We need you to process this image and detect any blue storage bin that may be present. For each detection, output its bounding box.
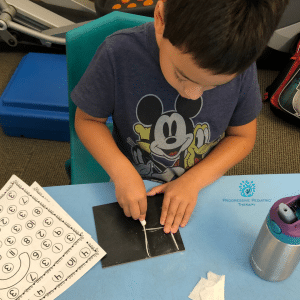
[0,52,70,141]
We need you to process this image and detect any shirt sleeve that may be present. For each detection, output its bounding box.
[228,63,262,126]
[70,40,115,119]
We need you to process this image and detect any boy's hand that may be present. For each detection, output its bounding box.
[114,173,147,221]
[147,177,198,234]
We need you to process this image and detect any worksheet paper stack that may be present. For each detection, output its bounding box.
[0,175,106,300]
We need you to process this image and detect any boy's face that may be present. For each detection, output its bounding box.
[154,1,237,100]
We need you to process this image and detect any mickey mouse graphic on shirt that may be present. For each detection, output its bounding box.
[128,94,221,182]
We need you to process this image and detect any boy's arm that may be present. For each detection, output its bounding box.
[74,107,147,220]
[147,118,258,233]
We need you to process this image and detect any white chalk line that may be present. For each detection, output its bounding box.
[145,227,164,231]
[170,233,179,251]
[142,226,180,256]
[142,225,151,257]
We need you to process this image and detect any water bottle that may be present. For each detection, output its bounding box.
[250,194,300,281]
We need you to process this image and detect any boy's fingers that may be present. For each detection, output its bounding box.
[180,204,194,227]
[130,202,142,220]
[139,214,146,221]
[147,184,165,196]
[123,205,131,218]
[170,203,186,233]
[160,195,171,226]
[163,199,179,234]
[138,198,147,221]
[129,195,148,220]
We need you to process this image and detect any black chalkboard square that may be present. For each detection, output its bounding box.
[93,193,185,268]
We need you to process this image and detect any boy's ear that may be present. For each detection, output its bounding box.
[154,0,165,36]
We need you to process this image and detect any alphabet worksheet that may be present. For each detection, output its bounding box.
[0,175,106,300]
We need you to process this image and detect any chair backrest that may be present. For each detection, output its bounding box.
[66,11,153,184]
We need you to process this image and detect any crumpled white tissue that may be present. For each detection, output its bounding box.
[189,271,225,300]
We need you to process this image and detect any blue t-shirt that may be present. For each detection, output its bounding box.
[71,22,262,183]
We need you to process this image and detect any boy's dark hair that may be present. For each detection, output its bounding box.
[162,0,290,75]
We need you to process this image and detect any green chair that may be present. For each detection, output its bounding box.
[66,11,154,184]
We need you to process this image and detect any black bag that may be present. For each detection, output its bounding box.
[264,36,300,127]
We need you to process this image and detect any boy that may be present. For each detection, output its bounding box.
[72,0,289,234]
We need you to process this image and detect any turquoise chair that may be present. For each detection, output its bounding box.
[66,12,154,184]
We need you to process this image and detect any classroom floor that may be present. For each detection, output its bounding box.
[1,44,300,188]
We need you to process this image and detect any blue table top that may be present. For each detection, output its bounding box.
[45,174,300,300]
